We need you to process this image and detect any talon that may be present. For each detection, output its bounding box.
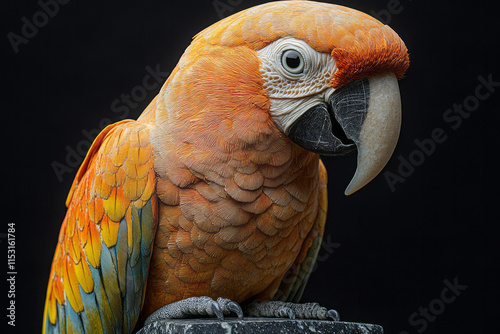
[326,309,340,321]
[211,301,224,320]
[279,307,295,320]
[227,301,244,319]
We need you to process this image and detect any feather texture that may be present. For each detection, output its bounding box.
[43,120,157,334]
[43,1,410,331]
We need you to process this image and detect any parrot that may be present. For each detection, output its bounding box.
[42,1,409,333]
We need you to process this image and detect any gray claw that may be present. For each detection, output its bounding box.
[278,307,295,320]
[326,309,340,321]
[227,301,244,319]
[216,297,244,319]
[211,301,224,320]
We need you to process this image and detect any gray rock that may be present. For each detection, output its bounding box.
[136,318,383,334]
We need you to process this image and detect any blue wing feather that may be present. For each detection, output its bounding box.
[43,122,157,333]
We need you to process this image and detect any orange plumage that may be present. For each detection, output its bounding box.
[43,121,157,333]
[43,1,409,333]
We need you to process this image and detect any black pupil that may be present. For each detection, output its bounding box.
[286,52,301,69]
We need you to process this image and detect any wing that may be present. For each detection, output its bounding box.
[275,159,328,302]
[43,120,157,334]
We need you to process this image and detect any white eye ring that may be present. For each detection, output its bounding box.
[281,49,305,74]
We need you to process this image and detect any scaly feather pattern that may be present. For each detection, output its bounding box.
[275,160,328,302]
[44,1,410,330]
[43,120,157,334]
[141,28,327,317]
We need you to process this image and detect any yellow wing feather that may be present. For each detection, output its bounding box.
[43,120,157,334]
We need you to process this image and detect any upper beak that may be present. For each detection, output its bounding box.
[287,72,402,195]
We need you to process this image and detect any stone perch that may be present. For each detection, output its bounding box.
[136,318,383,334]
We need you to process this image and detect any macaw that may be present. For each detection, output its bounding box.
[43,1,409,333]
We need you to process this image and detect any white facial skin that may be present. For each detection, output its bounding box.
[257,37,337,133]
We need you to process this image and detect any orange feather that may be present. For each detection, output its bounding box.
[44,1,409,332]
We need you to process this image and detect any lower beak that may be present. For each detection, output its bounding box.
[287,72,402,195]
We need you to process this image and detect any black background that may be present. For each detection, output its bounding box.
[2,0,499,333]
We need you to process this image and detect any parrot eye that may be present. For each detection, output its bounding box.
[281,50,304,74]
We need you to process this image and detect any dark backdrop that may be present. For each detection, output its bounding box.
[3,0,499,333]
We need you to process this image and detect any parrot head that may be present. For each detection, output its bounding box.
[157,0,409,195]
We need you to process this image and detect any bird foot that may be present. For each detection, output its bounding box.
[244,301,340,321]
[144,296,243,326]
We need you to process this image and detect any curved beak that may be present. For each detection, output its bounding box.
[287,72,402,195]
